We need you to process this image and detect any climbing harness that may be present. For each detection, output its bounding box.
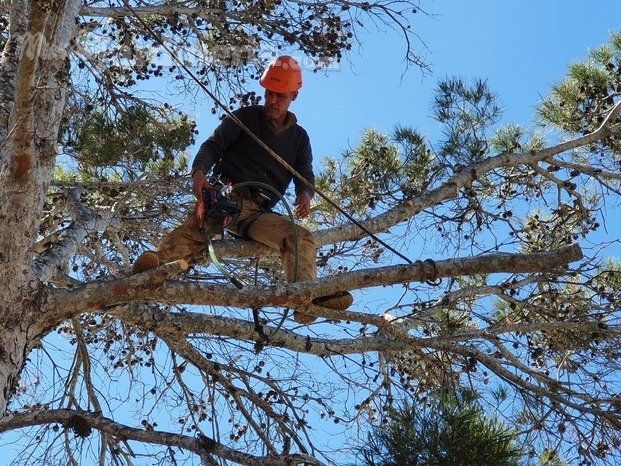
[202,180,300,283]
[201,180,243,289]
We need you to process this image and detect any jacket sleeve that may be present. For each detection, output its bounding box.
[293,129,315,198]
[191,113,243,176]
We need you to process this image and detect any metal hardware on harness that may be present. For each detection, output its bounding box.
[202,183,241,235]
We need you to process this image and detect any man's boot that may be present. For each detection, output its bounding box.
[293,291,354,325]
[312,291,353,310]
[132,251,160,274]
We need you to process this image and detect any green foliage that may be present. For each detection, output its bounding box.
[538,30,621,153]
[66,105,195,172]
[433,78,502,165]
[517,206,599,255]
[537,449,570,466]
[591,258,621,321]
[387,349,459,394]
[490,124,545,154]
[314,126,433,219]
[358,390,523,466]
[393,124,434,196]
[343,129,401,213]
[431,308,473,335]
[491,261,620,373]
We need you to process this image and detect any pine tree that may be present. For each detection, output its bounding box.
[359,390,522,466]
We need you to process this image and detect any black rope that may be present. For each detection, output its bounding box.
[415,258,441,286]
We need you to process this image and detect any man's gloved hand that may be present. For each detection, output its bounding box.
[192,170,212,228]
[293,190,312,219]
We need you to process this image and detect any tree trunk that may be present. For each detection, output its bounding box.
[0,0,81,416]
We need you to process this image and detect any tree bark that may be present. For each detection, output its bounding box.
[0,0,81,416]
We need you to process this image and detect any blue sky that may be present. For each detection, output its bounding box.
[297,0,621,161]
[184,0,621,168]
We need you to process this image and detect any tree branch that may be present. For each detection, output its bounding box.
[0,408,325,466]
[34,189,122,283]
[315,126,621,246]
[47,243,583,319]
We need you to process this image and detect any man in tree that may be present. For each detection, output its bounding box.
[132,55,353,323]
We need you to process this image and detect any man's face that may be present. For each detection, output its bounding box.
[263,89,298,122]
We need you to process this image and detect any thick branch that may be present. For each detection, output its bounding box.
[0,409,324,466]
[41,245,582,359]
[47,243,583,322]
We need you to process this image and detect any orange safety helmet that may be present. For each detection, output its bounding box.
[259,55,303,93]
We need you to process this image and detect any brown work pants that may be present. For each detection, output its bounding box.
[156,198,317,282]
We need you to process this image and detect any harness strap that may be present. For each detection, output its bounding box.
[236,210,268,240]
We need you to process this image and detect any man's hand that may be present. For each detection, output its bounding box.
[192,170,212,228]
[293,191,312,219]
